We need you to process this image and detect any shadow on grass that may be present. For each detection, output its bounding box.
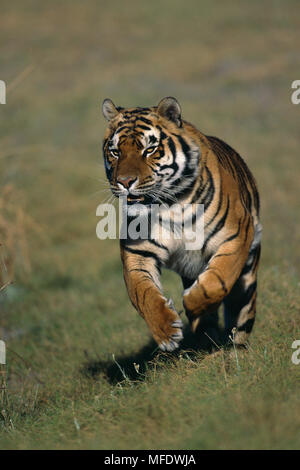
[81,325,230,385]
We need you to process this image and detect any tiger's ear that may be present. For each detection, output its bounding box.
[102,98,119,121]
[157,97,182,127]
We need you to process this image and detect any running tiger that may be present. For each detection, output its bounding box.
[101,97,262,351]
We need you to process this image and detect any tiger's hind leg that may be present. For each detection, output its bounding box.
[223,243,261,346]
[193,309,221,351]
[182,277,220,351]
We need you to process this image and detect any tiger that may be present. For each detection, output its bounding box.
[101,96,262,352]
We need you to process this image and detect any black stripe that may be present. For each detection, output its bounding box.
[148,239,169,252]
[243,281,257,305]
[138,116,153,126]
[192,166,215,207]
[115,125,132,134]
[206,184,223,227]
[213,251,237,260]
[176,135,191,156]
[142,286,153,306]
[158,137,179,177]
[223,219,242,244]
[210,269,228,294]
[241,245,261,276]
[237,318,255,333]
[202,196,230,252]
[201,284,210,299]
[122,245,162,271]
[136,124,151,131]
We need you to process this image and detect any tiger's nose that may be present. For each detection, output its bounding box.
[117,175,137,188]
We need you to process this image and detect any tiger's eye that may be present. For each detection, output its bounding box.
[110,149,119,158]
[145,146,157,155]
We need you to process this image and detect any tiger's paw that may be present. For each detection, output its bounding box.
[152,298,184,352]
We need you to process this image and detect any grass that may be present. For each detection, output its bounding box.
[0,0,299,450]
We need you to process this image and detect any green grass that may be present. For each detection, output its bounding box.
[0,0,299,450]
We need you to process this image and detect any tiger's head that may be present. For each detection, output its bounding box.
[101,97,200,205]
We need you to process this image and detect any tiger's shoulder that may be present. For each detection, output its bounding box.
[181,122,260,216]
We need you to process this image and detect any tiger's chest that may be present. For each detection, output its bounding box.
[166,245,206,279]
[149,206,207,279]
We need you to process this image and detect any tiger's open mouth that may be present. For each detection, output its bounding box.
[126,194,154,205]
[127,194,144,203]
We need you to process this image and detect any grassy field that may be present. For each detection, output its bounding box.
[0,0,299,450]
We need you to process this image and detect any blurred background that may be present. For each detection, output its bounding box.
[0,0,299,450]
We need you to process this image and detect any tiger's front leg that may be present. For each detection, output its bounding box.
[183,230,253,347]
[121,247,183,351]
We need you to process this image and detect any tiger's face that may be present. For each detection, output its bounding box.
[102,97,200,205]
